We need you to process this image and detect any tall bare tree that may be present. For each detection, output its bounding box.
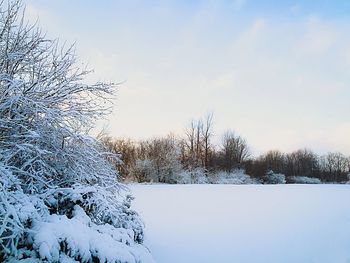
[184,119,203,168]
[221,131,250,171]
[201,112,214,170]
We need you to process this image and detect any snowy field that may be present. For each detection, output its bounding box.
[129,184,350,263]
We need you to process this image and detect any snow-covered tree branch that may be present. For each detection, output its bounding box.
[0,1,153,262]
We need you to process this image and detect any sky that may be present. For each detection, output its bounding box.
[25,0,350,156]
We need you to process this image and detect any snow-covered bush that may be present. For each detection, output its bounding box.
[264,170,286,184]
[177,168,208,184]
[132,159,157,183]
[0,1,153,262]
[1,177,153,262]
[289,176,322,184]
[176,171,192,184]
[135,136,183,183]
[209,170,260,184]
[175,169,260,185]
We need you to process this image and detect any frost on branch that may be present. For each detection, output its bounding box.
[0,1,153,262]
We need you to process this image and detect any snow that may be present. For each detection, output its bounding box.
[130,184,350,263]
[33,205,153,263]
[1,178,154,262]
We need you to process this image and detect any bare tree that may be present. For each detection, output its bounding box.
[184,120,196,167]
[183,119,203,168]
[221,131,250,171]
[261,150,285,173]
[182,113,214,170]
[201,112,214,170]
[285,149,319,177]
[100,136,137,180]
[321,152,348,182]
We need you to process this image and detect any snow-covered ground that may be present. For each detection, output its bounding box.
[130,184,350,263]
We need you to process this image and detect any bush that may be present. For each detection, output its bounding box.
[209,170,260,184]
[0,1,153,261]
[289,176,322,184]
[264,170,286,184]
[1,177,152,262]
[177,168,208,184]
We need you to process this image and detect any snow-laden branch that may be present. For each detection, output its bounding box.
[0,1,153,261]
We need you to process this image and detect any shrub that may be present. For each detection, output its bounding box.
[289,176,322,184]
[264,170,286,184]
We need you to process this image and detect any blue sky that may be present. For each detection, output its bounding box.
[25,0,350,155]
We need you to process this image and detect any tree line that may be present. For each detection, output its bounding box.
[102,113,350,184]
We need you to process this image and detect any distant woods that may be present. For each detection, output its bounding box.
[101,114,350,184]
